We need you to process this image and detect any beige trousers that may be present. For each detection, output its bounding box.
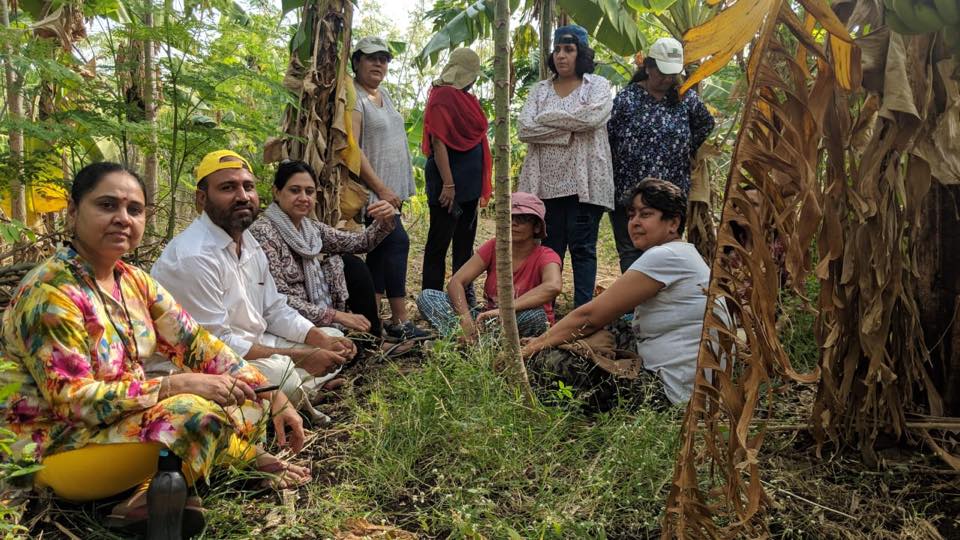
[250,331,344,424]
[144,328,344,425]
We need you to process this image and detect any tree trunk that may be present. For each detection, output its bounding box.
[142,3,159,236]
[2,0,26,223]
[538,0,553,80]
[493,0,534,404]
[162,0,180,241]
[916,181,960,416]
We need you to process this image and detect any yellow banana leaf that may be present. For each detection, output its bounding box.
[681,0,777,94]
[681,0,860,94]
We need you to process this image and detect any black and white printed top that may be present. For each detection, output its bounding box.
[607,83,714,205]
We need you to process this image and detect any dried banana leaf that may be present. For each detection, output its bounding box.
[661,0,859,536]
[269,0,353,225]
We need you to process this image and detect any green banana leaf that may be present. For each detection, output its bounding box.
[417,0,496,66]
[556,0,646,55]
[419,0,646,65]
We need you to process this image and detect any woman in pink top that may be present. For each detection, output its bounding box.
[416,192,562,342]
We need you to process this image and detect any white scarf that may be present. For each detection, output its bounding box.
[264,202,333,309]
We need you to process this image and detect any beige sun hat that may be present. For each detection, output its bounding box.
[433,48,481,90]
[353,36,391,58]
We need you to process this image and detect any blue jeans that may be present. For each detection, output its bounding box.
[365,214,408,298]
[416,289,549,338]
[609,205,643,274]
[542,196,605,307]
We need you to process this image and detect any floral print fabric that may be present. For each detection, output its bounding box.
[607,84,715,203]
[0,246,268,477]
[518,74,616,210]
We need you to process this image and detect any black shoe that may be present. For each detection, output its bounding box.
[384,321,432,341]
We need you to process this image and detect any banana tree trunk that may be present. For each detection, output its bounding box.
[2,0,26,223]
[143,4,159,235]
[538,0,553,80]
[268,0,353,225]
[917,181,960,416]
[494,0,535,405]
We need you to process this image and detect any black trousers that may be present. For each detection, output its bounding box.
[342,253,381,341]
[609,206,644,274]
[421,199,479,291]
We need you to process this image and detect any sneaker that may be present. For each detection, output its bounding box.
[384,321,432,341]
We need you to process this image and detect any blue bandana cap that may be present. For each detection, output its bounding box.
[553,24,589,48]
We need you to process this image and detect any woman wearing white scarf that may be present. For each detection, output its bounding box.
[250,161,396,349]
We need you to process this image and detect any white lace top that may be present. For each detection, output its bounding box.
[517,73,615,210]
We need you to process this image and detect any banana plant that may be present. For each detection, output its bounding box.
[628,0,718,40]
[418,0,647,66]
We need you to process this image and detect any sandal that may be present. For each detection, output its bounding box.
[382,335,432,358]
[105,493,205,537]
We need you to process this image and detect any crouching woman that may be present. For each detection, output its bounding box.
[417,192,562,342]
[0,163,307,533]
[521,178,717,409]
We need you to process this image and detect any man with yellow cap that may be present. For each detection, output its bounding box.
[148,150,355,424]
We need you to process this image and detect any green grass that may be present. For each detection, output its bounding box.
[777,275,821,374]
[200,338,681,539]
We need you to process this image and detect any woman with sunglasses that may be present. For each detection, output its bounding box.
[417,192,562,343]
[351,36,429,341]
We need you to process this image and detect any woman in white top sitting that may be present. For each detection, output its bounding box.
[521,178,712,408]
[517,24,615,308]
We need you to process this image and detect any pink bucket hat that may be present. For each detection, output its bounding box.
[511,191,547,239]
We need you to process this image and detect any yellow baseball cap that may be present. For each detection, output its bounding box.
[195,150,252,183]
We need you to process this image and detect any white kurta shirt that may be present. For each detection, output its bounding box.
[517,73,615,210]
[150,212,314,358]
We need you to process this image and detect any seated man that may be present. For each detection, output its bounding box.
[149,150,356,424]
[416,192,562,342]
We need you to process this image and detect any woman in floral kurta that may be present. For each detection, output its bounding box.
[0,162,307,512]
[607,38,715,273]
[2,246,267,472]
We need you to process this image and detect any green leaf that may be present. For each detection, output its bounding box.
[388,40,408,57]
[556,0,646,55]
[627,0,679,13]
[17,0,49,20]
[5,463,44,479]
[417,0,493,66]
[225,1,251,26]
[282,0,307,15]
[0,226,16,245]
[512,23,538,56]
[0,383,21,403]
[406,107,424,153]
[189,114,217,128]
[85,0,131,23]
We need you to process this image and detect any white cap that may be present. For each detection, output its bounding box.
[647,37,684,75]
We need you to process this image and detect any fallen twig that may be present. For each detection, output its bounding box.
[761,479,858,520]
